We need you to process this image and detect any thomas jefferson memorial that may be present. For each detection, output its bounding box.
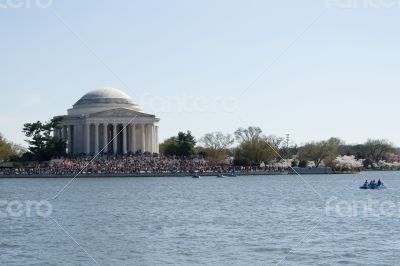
[54,88,160,155]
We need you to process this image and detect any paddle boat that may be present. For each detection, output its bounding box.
[360,182,386,190]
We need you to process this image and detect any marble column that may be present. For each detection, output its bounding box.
[54,127,59,139]
[149,124,154,153]
[94,123,99,154]
[67,125,72,155]
[141,124,145,152]
[103,123,108,153]
[113,123,118,154]
[145,125,149,152]
[85,123,90,155]
[61,126,66,141]
[153,125,156,153]
[122,124,127,154]
[130,124,136,153]
[156,126,159,153]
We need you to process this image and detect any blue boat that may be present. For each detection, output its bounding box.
[359,183,385,189]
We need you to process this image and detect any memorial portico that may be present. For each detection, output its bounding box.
[54,87,160,155]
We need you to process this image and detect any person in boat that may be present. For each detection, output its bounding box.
[378,179,382,185]
[364,180,368,186]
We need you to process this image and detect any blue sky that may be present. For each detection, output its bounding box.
[1,0,400,146]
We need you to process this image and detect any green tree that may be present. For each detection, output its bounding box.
[339,144,365,159]
[199,132,234,163]
[233,156,252,166]
[362,139,394,165]
[159,131,196,156]
[234,126,262,143]
[233,127,278,165]
[176,131,196,156]
[0,133,24,161]
[159,138,178,155]
[298,138,341,167]
[235,139,276,166]
[298,160,308,168]
[22,117,66,161]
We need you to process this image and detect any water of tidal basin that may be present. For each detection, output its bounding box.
[1,171,400,265]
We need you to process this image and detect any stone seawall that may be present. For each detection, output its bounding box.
[0,167,349,178]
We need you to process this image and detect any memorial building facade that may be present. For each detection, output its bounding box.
[54,87,159,155]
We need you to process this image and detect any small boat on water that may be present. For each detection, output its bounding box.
[217,173,225,178]
[360,182,386,190]
[192,175,201,179]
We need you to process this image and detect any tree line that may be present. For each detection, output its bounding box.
[160,126,396,169]
[0,120,397,169]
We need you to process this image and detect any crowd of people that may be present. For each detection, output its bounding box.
[0,154,289,176]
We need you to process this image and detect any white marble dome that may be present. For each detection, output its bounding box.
[68,87,142,116]
[74,87,134,105]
